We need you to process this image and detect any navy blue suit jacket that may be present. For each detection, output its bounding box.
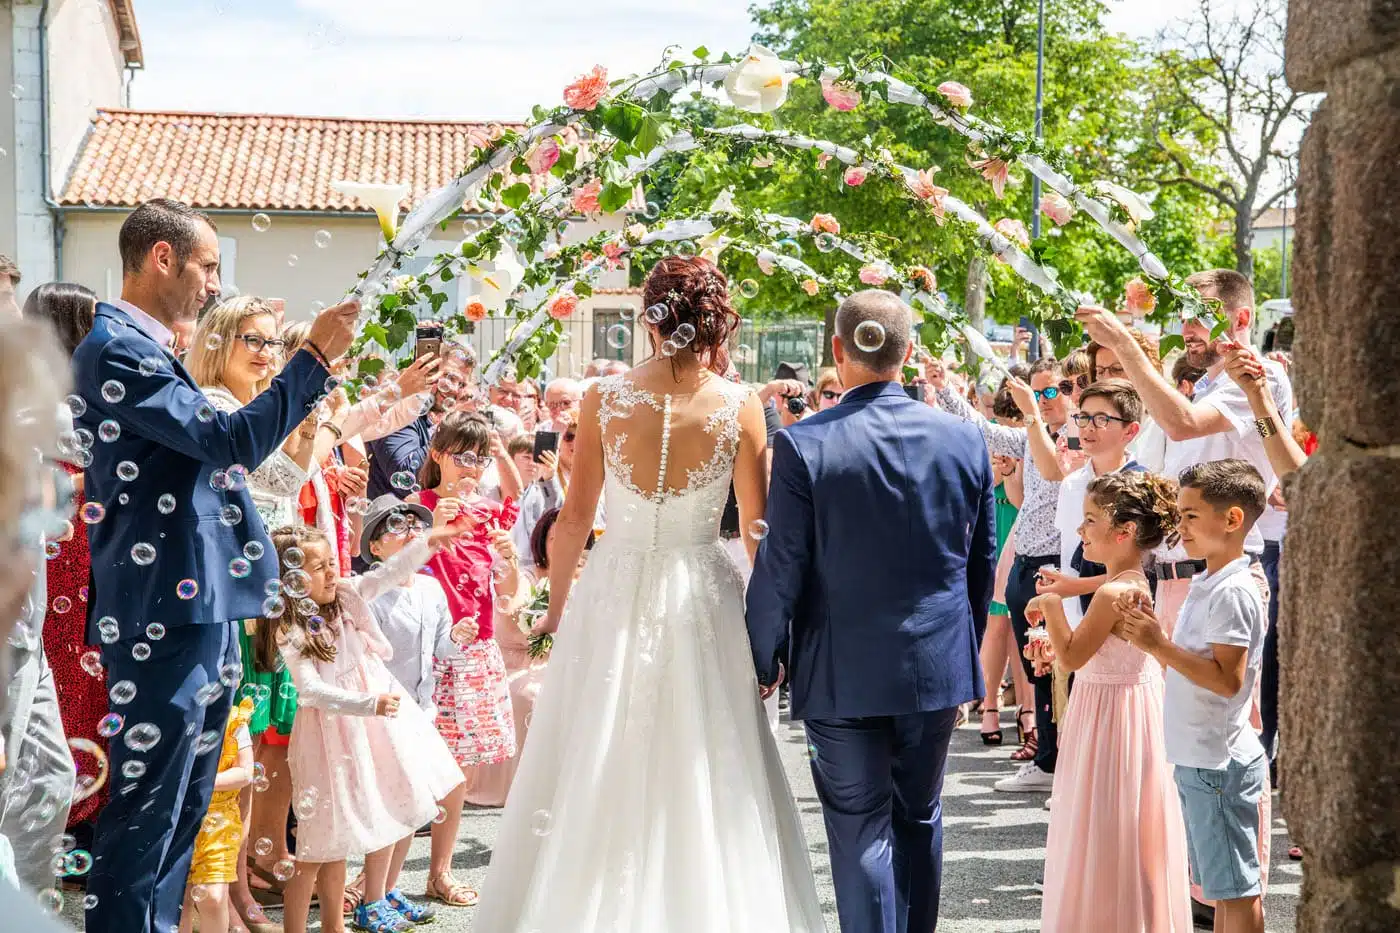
[73,302,330,643]
[745,381,997,721]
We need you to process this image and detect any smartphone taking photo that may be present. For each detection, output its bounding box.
[533,430,559,464]
[415,322,443,360]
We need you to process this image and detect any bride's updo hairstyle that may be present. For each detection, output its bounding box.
[641,256,742,365]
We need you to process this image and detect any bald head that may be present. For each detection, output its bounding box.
[834,290,913,375]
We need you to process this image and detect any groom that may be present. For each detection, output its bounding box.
[746,290,996,933]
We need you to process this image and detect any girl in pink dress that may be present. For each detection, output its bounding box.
[267,521,466,933]
[407,413,523,800]
[1026,472,1192,933]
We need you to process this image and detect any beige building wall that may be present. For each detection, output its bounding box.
[46,0,126,194]
[0,1,16,263]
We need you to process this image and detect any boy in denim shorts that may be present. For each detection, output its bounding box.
[1118,459,1269,933]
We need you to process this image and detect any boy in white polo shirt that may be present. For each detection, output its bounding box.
[1116,459,1268,933]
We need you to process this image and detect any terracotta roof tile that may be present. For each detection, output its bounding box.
[58,109,558,212]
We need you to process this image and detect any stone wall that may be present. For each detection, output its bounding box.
[1283,2,1400,930]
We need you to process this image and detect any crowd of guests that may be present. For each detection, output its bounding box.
[0,196,1310,933]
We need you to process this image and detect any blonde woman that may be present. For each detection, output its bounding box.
[810,366,845,411]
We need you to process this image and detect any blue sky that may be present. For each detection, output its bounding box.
[128,0,1214,120]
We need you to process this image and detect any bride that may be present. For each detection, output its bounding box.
[473,256,826,931]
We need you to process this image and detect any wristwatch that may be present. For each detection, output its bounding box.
[1255,417,1278,439]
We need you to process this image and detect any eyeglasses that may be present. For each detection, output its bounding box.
[546,399,579,411]
[1071,412,1132,429]
[449,451,488,469]
[1097,364,1127,380]
[381,517,425,538]
[235,334,285,355]
[1033,386,1065,402]
[820,390,843,401]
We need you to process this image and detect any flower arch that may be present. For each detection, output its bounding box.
[340,45,1219,385]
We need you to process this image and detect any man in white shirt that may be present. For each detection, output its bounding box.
[1076,269,1290,631]
[540,378,583,433]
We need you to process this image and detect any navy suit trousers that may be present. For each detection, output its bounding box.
[86,621,238,933]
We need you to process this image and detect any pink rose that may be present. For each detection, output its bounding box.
[526,139,561,175]
[1124,277,1157,313]
[1040,190,1075,226]
[859,264,888,286]
[910,169,949,224]
[909,266,937,293]
[464,298,488,322]
[937,81,973,110]
[563,66,609,111]
[572,179,602,215]
[810,213,841,235]
[602,241,627,269]
[801,279,819,297]
[821,78,862,112]
[993,218,1031,249]
[969,157,1011,200]
[548,293,579,320]
[843,166,868,187]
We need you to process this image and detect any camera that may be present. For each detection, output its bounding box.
[785,395,808,416]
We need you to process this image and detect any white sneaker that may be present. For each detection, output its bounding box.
[994,762,1055,793]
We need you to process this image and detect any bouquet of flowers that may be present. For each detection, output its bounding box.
[519,579,553,660]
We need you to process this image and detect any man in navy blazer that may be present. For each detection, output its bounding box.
[72,200,361,933]
[746,290,996,933]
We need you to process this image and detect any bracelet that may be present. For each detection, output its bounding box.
[1255,417,1278,439]
[319,421,344,441]
[303,338,333,370]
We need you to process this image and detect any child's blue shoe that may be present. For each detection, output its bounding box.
[353,898,415,932]
[386,888,436,923]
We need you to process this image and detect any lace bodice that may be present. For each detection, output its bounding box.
[594,374,751,549]
[1080,581,1163,686]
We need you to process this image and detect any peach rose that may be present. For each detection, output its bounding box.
[526,138,561,175]
[548,293,579,320]
[859,264,889,286]
[810,213,841,235]
[464,298,488,322]
[993,218,1031,249]
[801,279,819,297]
[1124,277,1157,313]
[843,166,868,187]
[969,157,1011,200]
[909,266,937,293]
[937,81,973,110]
[1040,190,1075,226]
[563,66,609,111]
[910,169,949,224]
[572,178,602,215]
[602,241,627,268]
[821,78,862,112]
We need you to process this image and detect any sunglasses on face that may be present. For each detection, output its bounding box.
[1072,374,1090,390]
[820,390,843,401]
[236,334,285,354]
[449,451,488,469]
[563,430,577,442]
[1033,384,1073,402]
[1071,412,1132,430]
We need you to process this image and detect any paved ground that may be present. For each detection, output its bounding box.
[65,709,1300,932]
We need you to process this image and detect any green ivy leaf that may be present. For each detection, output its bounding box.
[598,182,634,214]
[1158,334,1186,356]
[501,182,532,210]
[429,292,449,314]
[439,267,454,282]
[553,147,578,176]
[380,294,401,312]
[601,101,645,145]
[635,112,673,154]
[573,282,594,299]
[692,45,709,59]
[361,323,389,349]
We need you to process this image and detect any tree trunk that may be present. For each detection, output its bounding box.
[965,256,988,332]
[1234,206,1255,280]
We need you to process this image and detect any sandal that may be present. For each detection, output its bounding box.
[386,888,437,924]
[246,858,314,908]
[1011,709,1038,762]
[352,899,414,932]
[980,709,1003,746]
[343,878,365,916]
[423,872,479,908]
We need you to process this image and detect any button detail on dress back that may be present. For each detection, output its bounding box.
[656,395,673,498]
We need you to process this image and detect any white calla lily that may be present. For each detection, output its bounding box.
[331,180,412,242]
[723,45,794,114]
[709,189,741,216]
[698,230,732,263]
[468,247,525,311]
[1094,181,1155,228]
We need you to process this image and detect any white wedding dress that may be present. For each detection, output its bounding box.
[474,374,826,933]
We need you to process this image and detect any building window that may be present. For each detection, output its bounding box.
[217,237,238,292]
[592,309,627,362]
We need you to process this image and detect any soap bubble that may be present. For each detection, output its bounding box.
[815,232,839,253]
[101,380,126,403]
[138,356,162,376]
[262,595,286,618]
[252,213,271,232]
[219,661,243,686]
[157,494,177,514]
[132,642,151,661]
[853,320,886,353]
[390,471,415,491]
[65,394,87,417]
[98,419,121,442]
[195,730,222,756]
[748,519,770,541]
[52,595,72,613]
[243,540,265,560]
[226,465,249,491]
[314,229,332,248]
[606,324,631,349]
[738,279,760,299]
[191,885,209,903]
[282,546,305,569]
[293,787,320,819]
[109,680,136,705]
[194,682,224,707]
[530,809,552,836]
[116,460,139,481]
[777,237,802,258]
[229,557,252,579]
[674,322,696,343]
[210,470,230,491]
[83,894,98,910]
[64,850,93,877]
[674,240,697,259]
[205,334,224,351]
[121,760,147,780]
[272,860,296,882]
[642,200,660,220]
[345,497,371,516]
[219,504,243,526]
[123,722,162,752]
[80,652,103,677]
[253,837,274,857]
[97,616,120,642]
[97,714,124,738]
[45,541,60,559]
[177,579,199,600]
[146,622,166,640]
[660,340,678,358]
[79,502,107,526]
[36,889,61,913]
[645,304,669,326]
[264,578,283,597]
[196,402,216,423]
[118,493,129,505]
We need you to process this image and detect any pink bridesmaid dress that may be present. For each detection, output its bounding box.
[1040,614,1193,932]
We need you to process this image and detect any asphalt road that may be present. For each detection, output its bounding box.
[65,709,1300,932]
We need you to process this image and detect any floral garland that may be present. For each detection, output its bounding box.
[342,45,1223,385]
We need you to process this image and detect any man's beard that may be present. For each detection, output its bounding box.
[1186,342,1221,369]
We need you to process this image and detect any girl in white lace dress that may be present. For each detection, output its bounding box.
[474,257,826,932]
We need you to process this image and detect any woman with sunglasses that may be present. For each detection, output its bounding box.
[811,367,845,411]
[408,413,524,836]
